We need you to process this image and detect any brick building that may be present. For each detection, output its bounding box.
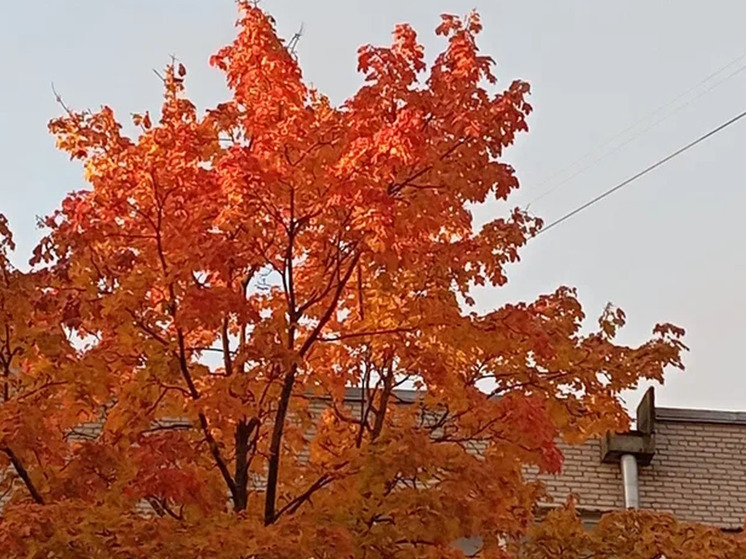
[535,387,746,531]
[3,387,745,534]
[308,386,746,532]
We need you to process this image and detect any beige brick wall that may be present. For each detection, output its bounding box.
[536,417,746,530]
[640,419,746,529]
[533,438,625,512]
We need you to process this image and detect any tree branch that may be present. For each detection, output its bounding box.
[221,316,234,377]
[175,325,239,502]
[299,250,361,358]
[1,446,44,504]
[264,249,362,525]
[233,416,259,512]
[263,362,298,525]
[371,357,395,441]
[273,473,332,520]
[273,459,349,522]
[197,412,238,500]
[318,326,416,342]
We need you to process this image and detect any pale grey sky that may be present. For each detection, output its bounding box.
[2,1,745,411]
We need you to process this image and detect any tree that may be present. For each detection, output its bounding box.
[0,3,732,558]
[515,499,746,559]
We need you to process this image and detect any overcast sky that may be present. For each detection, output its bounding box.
[2,1,745,411]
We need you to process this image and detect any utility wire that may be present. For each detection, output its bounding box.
[528,51,746,202]
[527,62,746,209]
[526,50,746,208]
[535,107,746,237]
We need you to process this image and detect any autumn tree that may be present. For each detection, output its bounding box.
[0,3,733,558]
[515,499,746,559]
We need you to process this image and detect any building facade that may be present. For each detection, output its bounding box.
[535,388,746,531]
[3,387,745,534]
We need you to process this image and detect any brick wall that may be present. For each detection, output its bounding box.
[536,410,746,530]
[640,417,746,529]
[533,438,625,512]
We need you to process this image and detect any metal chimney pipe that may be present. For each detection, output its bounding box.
[620,453,639,509]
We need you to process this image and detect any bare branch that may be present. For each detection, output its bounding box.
[318,326,417,342]
[287,23,305,56]
[51,82,73,116]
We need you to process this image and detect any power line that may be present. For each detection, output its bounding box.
[527,62,746,209]
[535,107,746,237]
[526,50,746,208]
[527,51,746,204]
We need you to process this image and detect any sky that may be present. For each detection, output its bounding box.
[2,1,746,411]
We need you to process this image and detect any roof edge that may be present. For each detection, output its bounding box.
[340,387,422,403]
[655,406,746,425]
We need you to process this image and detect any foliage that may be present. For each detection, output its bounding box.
[516,500,746,559]
[0,3,731,558]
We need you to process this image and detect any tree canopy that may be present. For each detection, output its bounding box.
[0,3,740,558]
